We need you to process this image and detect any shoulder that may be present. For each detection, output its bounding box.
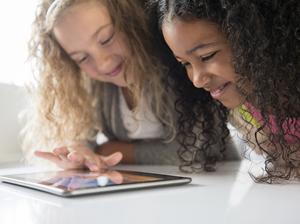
[228,108,267,155]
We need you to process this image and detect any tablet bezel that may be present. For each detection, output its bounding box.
[0,169,192,197]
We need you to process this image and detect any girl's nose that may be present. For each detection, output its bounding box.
[94,48,113,73]
[191,67,211,88]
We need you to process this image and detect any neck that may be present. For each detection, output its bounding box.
[121,87,136,110]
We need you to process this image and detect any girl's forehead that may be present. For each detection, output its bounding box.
[52,2,113,52]
[163,18,222,42]
[48,1,109,28]
[53,2,110,27]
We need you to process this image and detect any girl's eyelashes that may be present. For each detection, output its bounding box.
[200,50,220,62]
[179,50,220,67]
[76,56,88,64]
[100,31,115,45]
[181,61,191,67]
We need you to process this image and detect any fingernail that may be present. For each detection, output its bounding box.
[58,155,68,161]
[90,165,99,171]
[68,153,78,161]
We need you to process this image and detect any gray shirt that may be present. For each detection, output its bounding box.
[98,83,181,165]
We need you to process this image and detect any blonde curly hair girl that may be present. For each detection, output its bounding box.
[23,0,178,170]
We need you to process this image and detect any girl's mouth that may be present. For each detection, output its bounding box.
[210,82,231,99]
[106,62,123,77]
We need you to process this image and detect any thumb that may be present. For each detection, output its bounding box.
[102,152,123,167]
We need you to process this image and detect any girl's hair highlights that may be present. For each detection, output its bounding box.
[23,0,176,159]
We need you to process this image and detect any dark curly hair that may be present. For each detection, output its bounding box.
[150,0,300,182]
[146,1,230,173]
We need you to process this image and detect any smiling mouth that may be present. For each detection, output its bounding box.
[209,82,231,99]
[106,62,123,77]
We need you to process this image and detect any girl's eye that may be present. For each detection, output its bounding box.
[201,50,219,62]
[100,32,115,45]
[77,56,88,64]
[181,61,191,68]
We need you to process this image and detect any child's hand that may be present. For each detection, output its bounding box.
[97,141,135,163]
[35,144,123,171]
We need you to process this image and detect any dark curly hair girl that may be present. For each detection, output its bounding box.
[147,1,231,173]
[151,0,300,183]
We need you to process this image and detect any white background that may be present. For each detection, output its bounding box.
[0,1,38,86]
[0,1,39,162]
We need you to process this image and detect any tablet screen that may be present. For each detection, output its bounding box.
[33,170,164,191]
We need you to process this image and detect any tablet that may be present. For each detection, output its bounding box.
[0,169,191,197]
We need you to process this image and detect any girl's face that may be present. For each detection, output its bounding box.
[162,18,246,109]
[53,2,130,87]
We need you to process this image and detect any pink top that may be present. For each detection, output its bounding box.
[245,102,300,144]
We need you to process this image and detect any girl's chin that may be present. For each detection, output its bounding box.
[110,79,128,87]
[218,98,244,109]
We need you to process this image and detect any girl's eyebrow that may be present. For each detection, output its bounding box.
[186,42,218,54]
[91,23,111,39]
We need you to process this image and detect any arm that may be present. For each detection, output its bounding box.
[95,141,135,164]
[96,139,180,165]
[134,139,181,165]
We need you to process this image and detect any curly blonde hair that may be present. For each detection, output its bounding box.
[22,0,176,159]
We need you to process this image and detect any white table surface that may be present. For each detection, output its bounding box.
[0,160,299,224]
